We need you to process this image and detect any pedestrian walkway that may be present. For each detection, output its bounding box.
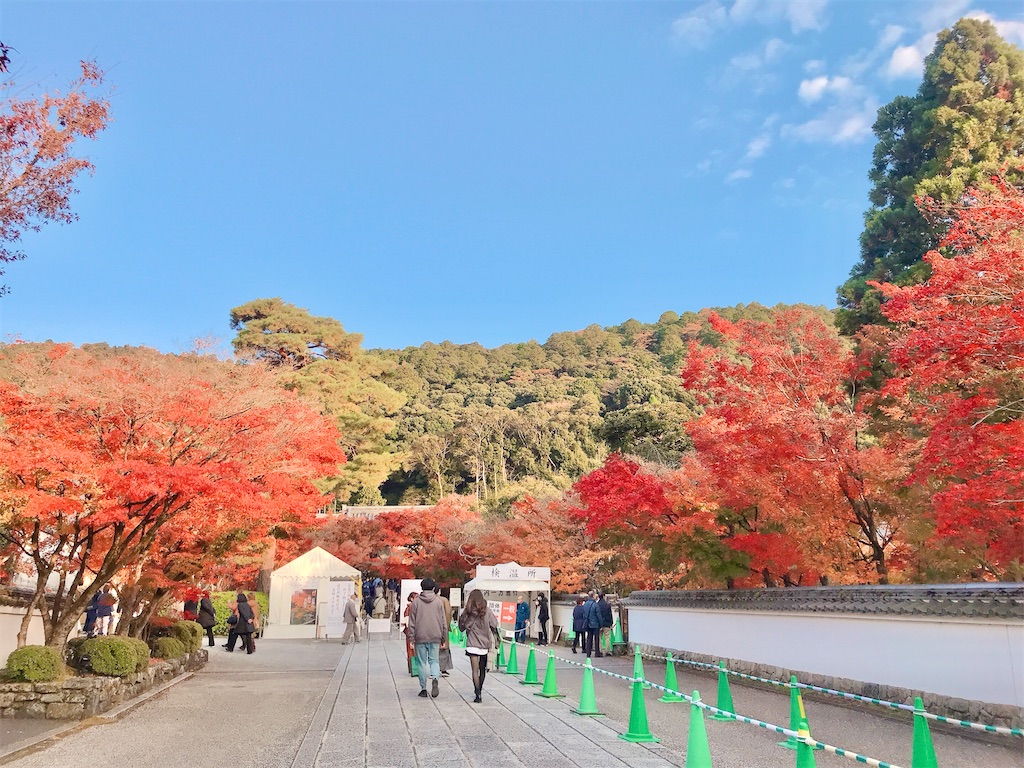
[1,635,1020,768]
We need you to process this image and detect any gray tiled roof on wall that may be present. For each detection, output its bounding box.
[621,583,1024,620]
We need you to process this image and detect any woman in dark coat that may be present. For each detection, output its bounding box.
[535,594,550,645]
[571,597,585,653]
[228,593,256,654]
[197,590,217,647]
[458,589,500,703]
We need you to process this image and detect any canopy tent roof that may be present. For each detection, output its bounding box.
[464,577,551,593]
[272,546,360,581]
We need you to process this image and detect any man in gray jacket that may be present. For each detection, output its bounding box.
[407,577,447,698]
[342,592,361,644]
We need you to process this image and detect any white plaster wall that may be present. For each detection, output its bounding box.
[0,605,46,667]
[629,606,1024,707]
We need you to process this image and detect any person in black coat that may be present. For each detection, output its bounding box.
[197,590,217,648]
[227,593,256,654]
[535,594,550,645]
[570,597,585,653]
[598,592,614,654]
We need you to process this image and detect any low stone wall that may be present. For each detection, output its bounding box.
[0,649,207,720]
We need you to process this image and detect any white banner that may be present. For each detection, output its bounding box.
[475,563,550,581]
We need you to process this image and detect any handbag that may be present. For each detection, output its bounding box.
[227,615,238,626]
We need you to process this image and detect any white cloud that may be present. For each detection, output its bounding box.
[798,75,852,102]
[798,76,829,102]
[671,1,728,48]
[885,43,926,79]
[919,0,971,32]
[720,37,791,91]
[776,177,796,189]
[727,168,753,182]
[672,0,827,48]
[966,11,1024,47]
[803,59,826,74]
[843,24,905,78]
[745,133,772,159]
[786,0,828,32]
[696,159,713,173]
[783,99,877,144]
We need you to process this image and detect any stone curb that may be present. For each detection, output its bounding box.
[0,672,194,765]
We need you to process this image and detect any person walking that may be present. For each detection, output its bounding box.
[571,596,585,653]
[372,592,387,618]
[96,587,117,635]
[583,591,602,658]
[598,592,614,654]
[247,592,261,651]
[228,593,256,654]
[407,578,446,698]
[197,590,217,647]
[535,594,550,646]
[458,589,500,703]
[83,591,100,638]
[342,592,362,644]
[435,584,453,677]
[403,591,418,674]
[514,594,529,644]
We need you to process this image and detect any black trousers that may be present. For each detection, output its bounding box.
[537,619,548,645]
[227,631,253,653]
[205,626,215,647]
[585,629,601,657]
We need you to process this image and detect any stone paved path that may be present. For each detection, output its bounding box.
[2,634,1021,767]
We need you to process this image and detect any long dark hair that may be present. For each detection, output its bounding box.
[464,589,487,617]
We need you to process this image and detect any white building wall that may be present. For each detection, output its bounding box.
[0,605,46,667]
[628,606,1023,707]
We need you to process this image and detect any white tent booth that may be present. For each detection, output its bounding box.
[464,562,550,642]
[263,547,361,640]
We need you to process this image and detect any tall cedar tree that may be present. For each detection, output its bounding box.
[872,176,1024,578]
[0,344,344,651]
[0,58,110,294]
[837,18,1024,335]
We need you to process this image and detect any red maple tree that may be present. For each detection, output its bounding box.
[0,57,110,293]
[872,176,1024,577]
[0,344,344,650]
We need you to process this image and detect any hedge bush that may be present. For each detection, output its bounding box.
[210,591,268,636]
[5,645,64,682]
[170,620,203,653]
[124,637,152,672]
[152,636,187,660]
[78,636,138,677]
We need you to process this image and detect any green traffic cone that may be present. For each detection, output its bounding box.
[778,676,801,749]
[572,659,604,716]
[658,653,685,703]
[912,697,939,768]
[709,661,735,721]
[497,638,507,669]
[618,672,661,742]
[795,716,818,768]
[632,649,652,690]
[567,627,576,641]
[686,691,714,768]
[612,620,624,644]
[534,651,565,698]
[505,640,520,675]
[410,652,420,677]
[520,644,542,685]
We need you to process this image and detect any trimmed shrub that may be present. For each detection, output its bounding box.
[5,645,64,682]
[170,620,203,653]
[78,636,138,677]
[211,591,268,636]
[124,637,151,672]
[152,636,187,660]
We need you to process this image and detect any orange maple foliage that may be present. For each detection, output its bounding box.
[0,344,344,649]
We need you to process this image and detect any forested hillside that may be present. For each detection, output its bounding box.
[230,298,832,510]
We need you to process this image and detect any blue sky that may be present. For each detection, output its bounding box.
[0,1,1021,354]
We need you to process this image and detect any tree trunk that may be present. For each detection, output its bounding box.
[17,587,45,648]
